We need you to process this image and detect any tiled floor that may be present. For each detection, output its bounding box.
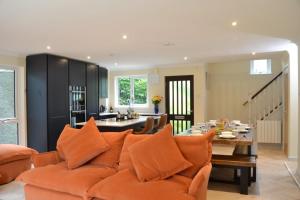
[208,144,300,200]
[0,144,299,200]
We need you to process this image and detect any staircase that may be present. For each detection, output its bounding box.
[243,67,288,144]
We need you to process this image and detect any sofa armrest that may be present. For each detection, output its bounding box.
[188,163,212,200]
[32,151,61,168]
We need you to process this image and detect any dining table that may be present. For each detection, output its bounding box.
[177,128,254,156]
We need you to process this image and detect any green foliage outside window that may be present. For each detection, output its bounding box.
[117,76,147,106]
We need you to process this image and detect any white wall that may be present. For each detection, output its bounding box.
[206,53,284,123]
[108,64,207,123]
[0,54,26,146]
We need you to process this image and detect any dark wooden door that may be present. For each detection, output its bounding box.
[47,55,69,150]
[86,64,99,119]
[99,67,108,98]
[69,59,86,86]
[165,75,194,134]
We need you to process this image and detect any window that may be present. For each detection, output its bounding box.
[115,75,148,107]
[0,68,18,144]
[250,59,272,75]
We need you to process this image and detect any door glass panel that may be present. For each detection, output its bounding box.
[169,81,173,114]
[0,69,18,144]
[187,81,191,115]
[0,123,18,144]
[182,81,186,115]
[178,81,182,115]
[173,81,177,115]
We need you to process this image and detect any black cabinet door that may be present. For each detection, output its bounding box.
[86,64,99,119]
[26,54,48,152]
[69,59,86,86]
[48,116,69,150]
[99,67,108,98]
[47,55,69,150]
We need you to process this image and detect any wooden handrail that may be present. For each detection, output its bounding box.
[243,67,288,106]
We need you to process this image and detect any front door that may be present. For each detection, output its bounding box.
[165,75,194,134]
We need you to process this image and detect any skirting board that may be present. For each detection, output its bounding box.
[284,161,300,189]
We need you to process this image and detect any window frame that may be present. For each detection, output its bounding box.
[115,75,149,108]
[250,59,272,75]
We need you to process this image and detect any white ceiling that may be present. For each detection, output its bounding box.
[0,0,299,70]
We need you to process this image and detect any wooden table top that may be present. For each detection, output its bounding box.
[212,132,253,146]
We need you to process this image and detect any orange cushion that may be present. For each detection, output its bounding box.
[90,129,133,168]
[56,125,80,160]
[128,124,192,181]
[118,134,150,171]
[175,129,215,178]
[0,144,37,165]
[61,118,110,169]
[20,162,117,197]
[88,169,195,200]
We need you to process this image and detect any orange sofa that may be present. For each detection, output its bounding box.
[0,144,37,185]
[20,130,214,200]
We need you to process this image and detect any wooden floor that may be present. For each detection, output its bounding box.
[208,144,300,200]
[0,144,299,200]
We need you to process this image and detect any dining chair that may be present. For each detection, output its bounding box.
[154,114,168,131]
[134,117,155,134]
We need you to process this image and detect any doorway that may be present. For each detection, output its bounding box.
[0,67,19,144]
[165,75,194,134]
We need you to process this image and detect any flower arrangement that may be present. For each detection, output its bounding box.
[151,95,163,105]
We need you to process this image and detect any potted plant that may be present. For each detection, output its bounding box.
[151,95,163,114]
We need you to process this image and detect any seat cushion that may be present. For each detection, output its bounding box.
[61,118,110,169]
[88,169,195,200]
[0,144,37,165]
[90,129,132,168]
[20,162,117,197]
[128,124,192,181]
[175,129,215,178]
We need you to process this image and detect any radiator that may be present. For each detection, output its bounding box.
[257,120,281,144]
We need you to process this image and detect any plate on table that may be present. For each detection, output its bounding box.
[232,129,248,133]
[219,134,236,139]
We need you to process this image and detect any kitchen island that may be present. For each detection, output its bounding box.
[76,116,160,132]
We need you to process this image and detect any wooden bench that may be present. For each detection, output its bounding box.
[211,154,257,195]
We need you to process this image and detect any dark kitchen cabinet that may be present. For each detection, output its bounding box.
[27,54,69,152]
[99,67,108,98]
[27,54,107,152]
[69,60,86,86]
[86,63,99,119]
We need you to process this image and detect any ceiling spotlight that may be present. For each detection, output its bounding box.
[122,35,127,39]
[184,56,188,61]
[114,62,118,66]
[231,21,238,27]
[87,56,91,60]
[46,45,51,50]
[252,52,256,55]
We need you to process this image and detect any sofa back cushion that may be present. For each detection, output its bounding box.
[118,134,150,171]
[128,124,192,181]
[56,125,79,160]
[175,129,215,178]
[90,129,133,168]
[118,128,215,178]
[61,118,110,169]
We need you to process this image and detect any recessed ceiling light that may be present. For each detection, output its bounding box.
[252,52,256,55]
[46,45,51,50]
[122,35,127,39]
[231,21,238,27]
[87,56,91,59]
[114,62,118,66]
[184,56,188,61]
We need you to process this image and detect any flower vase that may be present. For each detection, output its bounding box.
[154,104,159,114]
